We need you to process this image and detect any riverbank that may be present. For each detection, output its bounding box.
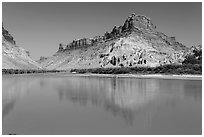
[57,73,202,80]
[2,71,202,80]
[2,69,66,75]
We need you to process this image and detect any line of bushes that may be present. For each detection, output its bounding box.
[70,64,202,75]
[2,69,66,75]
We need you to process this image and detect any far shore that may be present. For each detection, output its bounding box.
[57,72,202,81]
[2,71,202,80]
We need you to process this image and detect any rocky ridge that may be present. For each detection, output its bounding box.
[2,25,41,69]
[38,13,190,70]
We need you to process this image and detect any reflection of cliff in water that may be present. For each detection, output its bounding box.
[51,77,192,125]
[2,76,40,120]
[2,75,201,126]
[183,80,202,101]
[2,99,16,120]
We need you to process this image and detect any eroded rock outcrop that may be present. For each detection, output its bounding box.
[39,13,191,70]
[58,13,185,52]
[57,43,65,52]
[36,56,48,64]
[2,25,16,45]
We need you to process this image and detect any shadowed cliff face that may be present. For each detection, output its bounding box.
[2,26,41,69]
[2,25,16,45]
[38,13,190,70]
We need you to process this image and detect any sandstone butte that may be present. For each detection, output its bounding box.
[37,13,192,70]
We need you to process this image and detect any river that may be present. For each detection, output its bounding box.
[2,74,202,135]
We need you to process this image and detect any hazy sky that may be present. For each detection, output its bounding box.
[2,2,202,60]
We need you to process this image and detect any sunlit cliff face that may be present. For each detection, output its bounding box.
[2,26,41,69]
[38,13,188,70]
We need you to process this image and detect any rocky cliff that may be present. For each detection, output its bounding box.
[2,25,41,69]
[38,13,190,70]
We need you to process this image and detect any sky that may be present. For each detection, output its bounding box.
[2,2,202,60]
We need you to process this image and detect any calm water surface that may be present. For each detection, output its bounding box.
[2,74,202,135]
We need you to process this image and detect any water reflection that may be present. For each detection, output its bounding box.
[2,74,202,134]
[2,99,16,120]
[54,77,180,125]
[2,75,39,120]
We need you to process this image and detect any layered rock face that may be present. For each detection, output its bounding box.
[2,25,16,45]
[2,25,41,69]
[58,14,158,51]
[39,13,190,70]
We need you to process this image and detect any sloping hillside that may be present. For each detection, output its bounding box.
[38,13,189,70]
[2,26,41,69]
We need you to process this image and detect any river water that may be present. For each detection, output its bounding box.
[2,74,202,135]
